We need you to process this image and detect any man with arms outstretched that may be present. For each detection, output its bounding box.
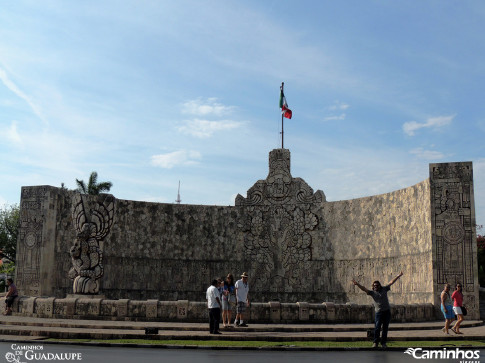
[352,271,403,349]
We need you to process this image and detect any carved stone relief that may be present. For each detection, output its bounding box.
[431,163,475,292]
[236,149,326,292]
[16,187,48,296]
[69,193,115,294]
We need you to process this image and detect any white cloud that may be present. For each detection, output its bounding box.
[329,101,349,111]
[409,147,445,160]
[403,115,455,136]
[323,114,346,122]
[150,150,202,169]
[323,101,349,121]
[177,119,242,138]
[2,121,22,145]
[1,127,95,173]
[0,66,47,125]
[181,98,235,117]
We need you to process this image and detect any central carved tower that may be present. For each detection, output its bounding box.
[235,149,326,293]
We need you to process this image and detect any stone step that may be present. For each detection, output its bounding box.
[0,316,483,333]
[1,323,485,342]
[1,316,484,342]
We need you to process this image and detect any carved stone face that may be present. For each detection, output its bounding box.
[77,223,94,239]
[70,239,81,258]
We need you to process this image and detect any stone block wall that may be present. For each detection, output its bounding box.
[11,296,435,323]
[14,149,479,320]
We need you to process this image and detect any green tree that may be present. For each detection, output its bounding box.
[0,204,20,263]
[75,171,113,195]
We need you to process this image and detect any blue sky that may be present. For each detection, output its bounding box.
[1,1,484,227]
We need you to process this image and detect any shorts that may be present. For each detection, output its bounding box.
[441,304,454,319]
[236,301,246,314]
[222,298,231,311]
[453,306,463,316]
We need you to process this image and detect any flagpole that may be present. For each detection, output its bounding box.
[281,111,284,149]
[281,82,284,149]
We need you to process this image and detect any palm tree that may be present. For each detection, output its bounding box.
[76,171,113,195]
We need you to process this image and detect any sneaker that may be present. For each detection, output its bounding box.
[381,343,387,349]
[239,323,248,327]
[213,331,222,335]
[235,321,240,326]
[372,343,378,348]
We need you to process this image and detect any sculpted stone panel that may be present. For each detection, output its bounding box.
[236,149,326,292]
[16,186,49,296]
[430,162,478,317]
[69,193,115,294]
[431,163,474,287]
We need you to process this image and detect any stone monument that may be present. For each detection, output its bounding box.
[13,149,479,320]
[236,149,326,293]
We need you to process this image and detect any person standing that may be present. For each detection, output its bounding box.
[217,278,224,299]
[206,279,222,334]
[234,272,250,327]
[451,283,465,334]
[3,278,18,316]
[222,274,235,328]
[351,271,403,349]
[440,283,455,334]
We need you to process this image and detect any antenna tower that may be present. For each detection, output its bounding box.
[175,181,181,204]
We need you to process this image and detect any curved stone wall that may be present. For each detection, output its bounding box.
[322,180,433,305]
[14,149,478,319]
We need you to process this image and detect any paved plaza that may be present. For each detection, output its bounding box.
[0,315,484,344]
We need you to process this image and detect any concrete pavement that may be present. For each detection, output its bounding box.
[0,315,484,343]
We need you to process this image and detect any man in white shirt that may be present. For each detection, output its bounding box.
[206,279,222,334]
[234,272,250,327]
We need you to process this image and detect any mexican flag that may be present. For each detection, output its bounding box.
[279,89,292,119]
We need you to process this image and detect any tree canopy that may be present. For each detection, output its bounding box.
[0,204,19,262]
[76,171,113,195]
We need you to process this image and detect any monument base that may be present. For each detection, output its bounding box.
[11,296,442,322]
[66,294,106,299]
